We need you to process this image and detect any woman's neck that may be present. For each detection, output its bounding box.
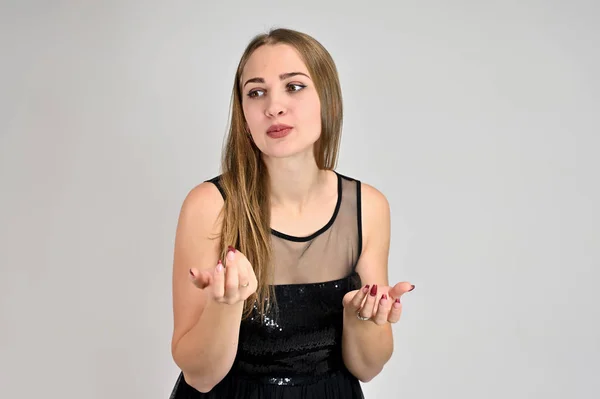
[264,155,328,211]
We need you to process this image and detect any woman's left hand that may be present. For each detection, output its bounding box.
[342,282,415,325]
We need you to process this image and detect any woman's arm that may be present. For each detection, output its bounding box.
[170,182,243,393]
[342,182,394,382]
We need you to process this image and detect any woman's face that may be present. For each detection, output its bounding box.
[240,44,321,160]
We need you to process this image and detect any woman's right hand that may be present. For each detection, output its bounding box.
[189,246,257,305]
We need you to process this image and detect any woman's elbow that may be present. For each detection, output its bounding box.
[183,372,216,393]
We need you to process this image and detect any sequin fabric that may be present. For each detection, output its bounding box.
[231,271,363,382]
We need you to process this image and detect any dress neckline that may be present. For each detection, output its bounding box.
[270,171,343,242]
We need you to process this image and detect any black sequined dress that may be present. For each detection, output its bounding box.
[170,171,365,398]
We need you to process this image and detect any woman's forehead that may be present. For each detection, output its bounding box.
[242,44,310,81]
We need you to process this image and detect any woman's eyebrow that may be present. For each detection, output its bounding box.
[243,72,311,88]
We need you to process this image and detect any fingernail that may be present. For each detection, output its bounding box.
[216,259,223,272]
[370,284,377,296]
[409,285,415,292]
[227,246,235,261]
[381,294,387,302]
[189,269,195,278]
[394,298,401,308]
[362,285,370,293]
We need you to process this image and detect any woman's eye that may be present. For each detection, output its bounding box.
[288,83,306,92]
[247,84,304,98]
[248,89,264,98]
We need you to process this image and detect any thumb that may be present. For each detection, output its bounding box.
[342,289,360,308]
[388,282,415,299]
[190,269,213,289]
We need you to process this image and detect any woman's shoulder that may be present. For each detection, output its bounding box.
[360,181,389,208]
[189,174,224,202]
[178,177,225,225]
[334,171,389,209]
[349,176,391,260]
[345,173,390,226]
[204,174,225,199]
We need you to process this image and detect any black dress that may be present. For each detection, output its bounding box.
[170,171,365,398]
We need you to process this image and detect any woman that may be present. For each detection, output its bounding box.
[169,27,415,398]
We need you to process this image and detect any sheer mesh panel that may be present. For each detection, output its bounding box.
[207,172,361,285]
[269,174,360,285]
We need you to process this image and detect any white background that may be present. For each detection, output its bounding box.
[1,1,598,398]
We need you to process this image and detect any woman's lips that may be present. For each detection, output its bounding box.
[267,127,292,138]
[266,124,293,138]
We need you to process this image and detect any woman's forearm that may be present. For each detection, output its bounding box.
[172,300,244,392]
[341,308,394,382]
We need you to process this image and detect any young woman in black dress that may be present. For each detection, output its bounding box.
[169,27,415,398]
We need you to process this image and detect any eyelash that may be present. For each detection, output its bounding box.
[247,83,306,98]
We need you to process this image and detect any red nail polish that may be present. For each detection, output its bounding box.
[228,245,236,253]
[395,298,401,303]
[362,285,370,293]
[382,294,387,300]
[409,285,415,292]
[370,284,377,296]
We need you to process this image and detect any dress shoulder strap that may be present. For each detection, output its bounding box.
[334,172,363,261]
[205,175,226,200]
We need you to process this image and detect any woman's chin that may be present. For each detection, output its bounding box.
[261,145,315,161]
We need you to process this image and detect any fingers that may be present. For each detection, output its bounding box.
[188,245,256,305]
[349,284,370,310]
[223,248,239,300]
[385,282,412,324]
[212,260,226,299]
[357,284,379,319]
[353,281,413,325]
[237,265,250,290]
[373,293,403,325]
[207,246,256,304]
[236,251,251,290]
[388,282,415,298]
[387,297,402,323]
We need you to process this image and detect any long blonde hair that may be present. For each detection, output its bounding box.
[218,28,344,319]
